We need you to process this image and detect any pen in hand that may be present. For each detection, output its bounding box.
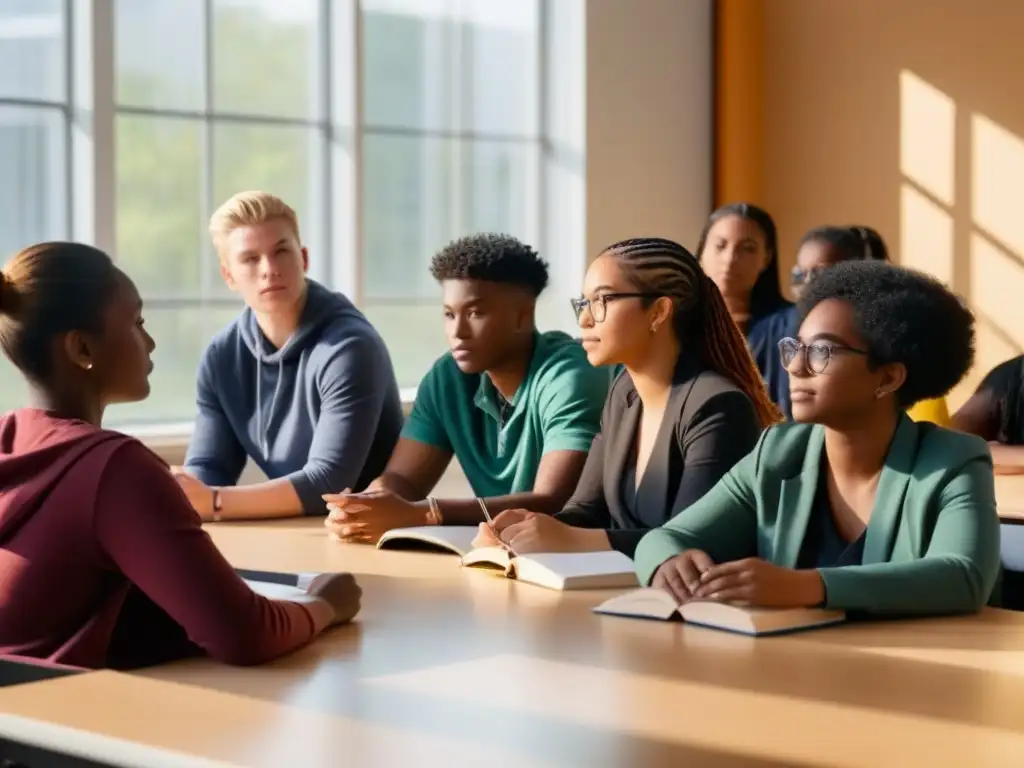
[476,497,517,556]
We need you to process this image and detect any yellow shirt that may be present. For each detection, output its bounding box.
[907,397,951,427]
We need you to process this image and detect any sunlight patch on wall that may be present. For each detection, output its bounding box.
[899,183,953,284]
[969,232,1024,348]
[899,70,955,206]
[971,113,1024,257]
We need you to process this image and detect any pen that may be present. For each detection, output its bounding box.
[476,497,517,555]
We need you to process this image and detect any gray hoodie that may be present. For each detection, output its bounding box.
[184,279,403,514]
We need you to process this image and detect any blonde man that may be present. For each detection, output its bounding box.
[172,191,402,521]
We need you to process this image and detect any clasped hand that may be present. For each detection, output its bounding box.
[322,488,425,544]
[471,509,596,553]
[653,551,825,608]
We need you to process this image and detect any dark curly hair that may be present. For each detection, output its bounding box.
[800,225,890,263]
[797,260,975,408]
[429,233,549,297]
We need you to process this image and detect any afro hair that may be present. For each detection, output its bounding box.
[429,233,549,297]
[797,260,975,408]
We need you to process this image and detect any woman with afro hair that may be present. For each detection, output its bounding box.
[634,260,1001,617]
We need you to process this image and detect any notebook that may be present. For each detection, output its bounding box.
[593,588,846,635]
[376,525,480,556]
[461,547,639,591]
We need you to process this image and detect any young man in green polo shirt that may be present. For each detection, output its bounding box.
[323,233,609,542]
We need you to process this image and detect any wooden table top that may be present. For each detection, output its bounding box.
[2,519,1024,767]
[996,475,1024,521]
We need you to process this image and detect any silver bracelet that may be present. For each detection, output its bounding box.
[425,496,443,525]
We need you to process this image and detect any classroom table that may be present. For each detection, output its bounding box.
[996,474,1024,522]
[2,518,1024,767]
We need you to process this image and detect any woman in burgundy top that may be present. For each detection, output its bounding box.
[0,242,360,669]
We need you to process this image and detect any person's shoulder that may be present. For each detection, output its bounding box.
[916,422,992,465]
[984,354,1024,383]
[308,294,388,354]
[686,367,747,402]
[200,312,247,367]
[750,302,797,337]
[678,371,758,429]
[532,331,602,382]
[86,431,175,492]
[753,421,819,475]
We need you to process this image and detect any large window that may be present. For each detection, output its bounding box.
[0,1,68,408]
[0,0,582,430]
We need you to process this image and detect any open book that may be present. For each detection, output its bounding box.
[462,547,639,591]
[594,588,846,636]
[376,525,480,557]
[376,527,638,591]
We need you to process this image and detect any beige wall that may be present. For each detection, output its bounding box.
[586,0,713,258]
[762,0,1024,408]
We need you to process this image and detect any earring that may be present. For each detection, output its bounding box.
[84,362,93,371]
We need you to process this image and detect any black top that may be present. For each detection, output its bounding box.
[555,355,762,557]
[621,462,639,519]
[963,354,1024,444]
[748,304,797,420]
[798,472,867,569]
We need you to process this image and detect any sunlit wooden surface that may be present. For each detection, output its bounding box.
[996,475,1024,520]
[1,519,1023,767]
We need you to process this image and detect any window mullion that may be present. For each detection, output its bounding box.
[71,0,116,253]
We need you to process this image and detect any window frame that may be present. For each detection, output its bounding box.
[2,0,580,435]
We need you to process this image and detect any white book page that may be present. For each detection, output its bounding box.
[379,525,480,556]
[522,550,635,578]
[243,579,306,600]
[594,587,679,619]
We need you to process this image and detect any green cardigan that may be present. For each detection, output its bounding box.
[634,416,1001,615]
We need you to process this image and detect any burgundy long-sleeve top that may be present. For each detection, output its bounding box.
[0,408,329,669]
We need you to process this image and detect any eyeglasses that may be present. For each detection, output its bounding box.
[790,265,828,288]
[778,336,869,375]
[570,292,662,323]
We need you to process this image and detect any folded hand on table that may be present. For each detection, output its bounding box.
[653,552,826,608]
[322,489,427,545]
[169,466,215,521]
[306,572,362,626]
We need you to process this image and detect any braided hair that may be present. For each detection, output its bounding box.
[602,237,783,428]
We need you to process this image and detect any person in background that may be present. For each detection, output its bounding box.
[0,242,360,669]
[789,224,950,426]
[634,260,999,617]
[174,191,403,521]
[952,356,1024,474]
[474,238,780,556]
[696,203,794,416]
[323,233,608,543]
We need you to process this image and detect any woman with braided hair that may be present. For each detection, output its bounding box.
[473,237,780,556]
